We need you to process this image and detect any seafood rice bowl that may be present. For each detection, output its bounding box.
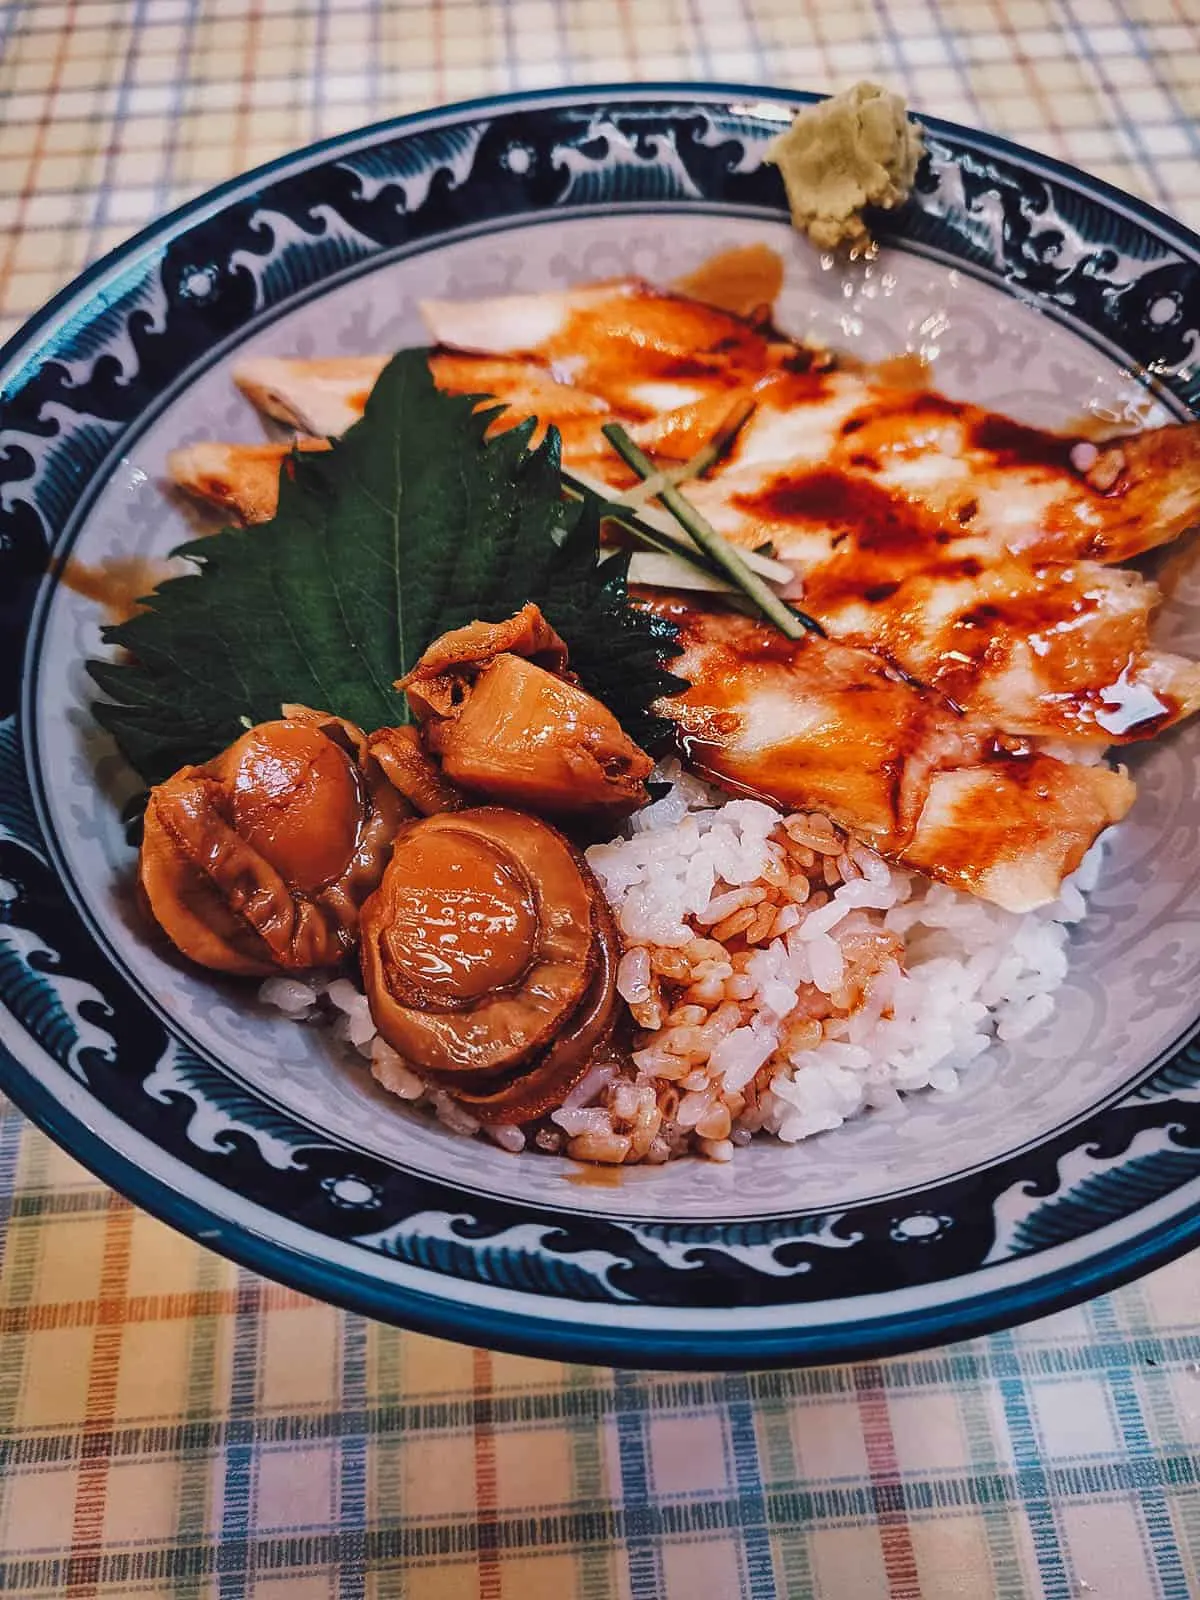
[12,80,1200,1370]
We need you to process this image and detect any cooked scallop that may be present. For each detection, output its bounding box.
[399,605,654,815]
[359,806,610,1084]
[139,709,406,974]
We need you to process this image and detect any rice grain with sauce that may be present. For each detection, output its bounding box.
[260,762,1097,1165]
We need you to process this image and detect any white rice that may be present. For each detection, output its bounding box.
[258,762,1101,1162]
[583,763,1099,1149]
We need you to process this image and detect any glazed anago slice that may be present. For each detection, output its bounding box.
[648,597,1134,913]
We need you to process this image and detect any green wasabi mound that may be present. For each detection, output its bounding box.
[766,81,925,252]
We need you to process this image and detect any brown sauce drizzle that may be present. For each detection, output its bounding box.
[58,555,173,625]
[970,414,1079,474]
[734,470,920,542]
[866,389,962,425]
[565,1162,624,1187]
[868,352,933,391]
[734,470,957,603]
[751,369,833,408]
[671,243,785,322]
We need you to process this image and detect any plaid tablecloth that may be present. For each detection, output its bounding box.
[2,2,1200,1595]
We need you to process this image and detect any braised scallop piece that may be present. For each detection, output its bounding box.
[139,708,406,975]
[418,895,620,1124]
[428,654,654,815]
[401,603,570,713]
[359,807,601,1079]
[366,725,465,816]
[400,605,653,815]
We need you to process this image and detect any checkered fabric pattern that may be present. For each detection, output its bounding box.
[1,2,1199,1595]
[1,0,1199,344]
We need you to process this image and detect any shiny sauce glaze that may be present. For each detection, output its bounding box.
[670,243,786,321]
[718,394,1192,739]
[228,720,365,894]
[970,413,1082,474]
[646,593,951,845]
[646,595,1137,910]
[376,824,538,1004]
[734,468,958,600]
